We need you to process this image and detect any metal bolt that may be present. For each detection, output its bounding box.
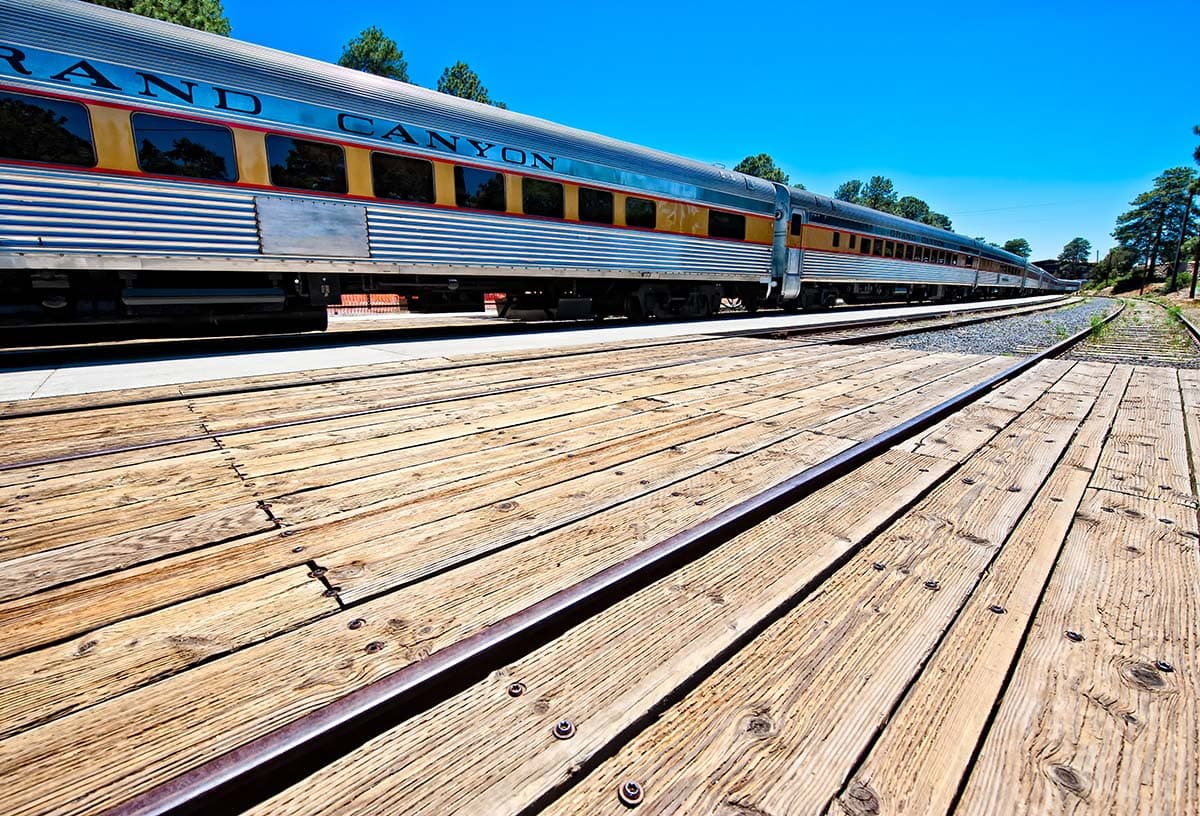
[1066,630,1084,642]
[553,719,576,739]
[1159,518,1174,525]
[508,682,527,697]
[962,478,976,485]
[348,618,365,630]
[323,587,341,597]
[292,546,305,553]
[1155,660,1175,673]
[1007,485,1022,493]
[308,567,327,578]
[618,780,644,807]
[924,580,941,591]
[989,604,1006,614]
[872,562,886,571]
[364,641,384,653]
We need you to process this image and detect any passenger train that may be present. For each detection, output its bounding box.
[0,0,1078,335]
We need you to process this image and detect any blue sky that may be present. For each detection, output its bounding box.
[224,0,1197,260]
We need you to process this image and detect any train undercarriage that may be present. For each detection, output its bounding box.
[0,265,1041,344]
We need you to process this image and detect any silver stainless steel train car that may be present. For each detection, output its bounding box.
[0,0,1078,334]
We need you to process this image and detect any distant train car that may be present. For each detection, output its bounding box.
[0,0,1077,335]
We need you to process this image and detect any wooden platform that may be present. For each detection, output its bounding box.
[0,334,1195,816]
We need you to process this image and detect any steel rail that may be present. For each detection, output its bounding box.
[0,298,1073,472]
[105,299,1123,816]
[0,296,1067,422]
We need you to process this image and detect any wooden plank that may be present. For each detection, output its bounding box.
[0,349,995,658]
[954,488,1200,816]
[0,502,274,602]
[246,369,1082,816]
[1174,367,1200,503]
[829,362,1128,815]
[0,566,336,740]
[542,373,1101,815]
[0,431,862,816]
[317,353,999,603]
[1090,366,1195,507]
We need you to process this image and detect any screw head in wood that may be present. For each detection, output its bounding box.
[872,562,886,571]
[1155,660,1174,673]
[291,546,305,553]
[553,719,576,739]
[989,604,1006,614]
[618,780,644,807]
[508,682,527,697]
[348,618,365,630]
[924,580,940,591]
[364,641,384,654]
[1065,630,1084,642]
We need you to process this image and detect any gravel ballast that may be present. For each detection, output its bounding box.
[879,298,1115,356]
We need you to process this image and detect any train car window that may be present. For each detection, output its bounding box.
[951,254,959,266]
[454,166,506,211]
[0,90,95,167]
[872,239,884,256]
[831,231,841,248]
[884,241,895,258]
[849,234,857,250]
[966,255,975,267]
[266,135,347,193]
[709,210,746,240]
[371,153,435,203]
[905,244,915,260]
[579,187,614,223]
[132,113,237,181]
[790,214,802,235]
[937,250,946,264]
[626,197,656,229]
[523,178,564,218]
[860,238,871,255]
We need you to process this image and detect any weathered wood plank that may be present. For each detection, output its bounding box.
[0,430,860,816]
[0,502,274,602]
[543,371,1099,815]
[954,488,1200,816]
[828,363,1128,815]
[246,368,1083,816]
[1090,366,1195,507]
[0,566,336,739]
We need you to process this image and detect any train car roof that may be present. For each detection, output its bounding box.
[5,0,779,210]
[787,188,1046,272]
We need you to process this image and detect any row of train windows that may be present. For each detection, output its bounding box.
[832,230,974,267]
[0,90,748,241]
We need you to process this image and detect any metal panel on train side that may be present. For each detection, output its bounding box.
[799,250,980,287]
[0,167,260,255]
[256,197,369,258]
[366,207,771,280]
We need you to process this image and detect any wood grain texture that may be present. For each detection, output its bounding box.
[954,488,1200,816]
[0,566,335,739]
[248,449,960,816]
[829,362,1128,816]
[543,362,1099,816]
[0,431,858,816]
[247,365,1089,816]
[1090,366,1195,506]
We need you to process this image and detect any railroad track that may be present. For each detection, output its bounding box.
[0,296,1070,423]
[1060,298,1200,367]
[14,296,1196,816]
[68,301,1116,816]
